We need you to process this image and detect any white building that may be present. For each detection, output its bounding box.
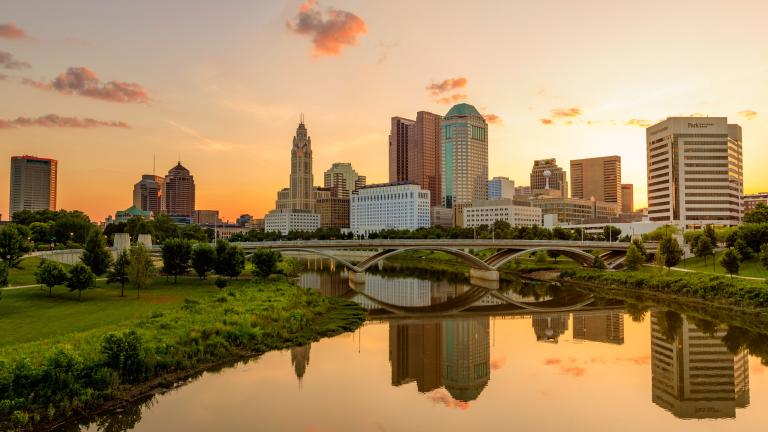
[463,199,542,228]
[264,209,320,235]
[646,117,743,227]
[488,176,515,200]
[350,182,430,237]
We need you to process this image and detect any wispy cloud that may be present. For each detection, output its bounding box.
[287,0,368,57]
[436,93,467,104]
[167,120,232,151]
[0,23,27,40]
[484,113,502,125]
[426,77,468,95]
[738,110,758,120]
[426,389,471,410]
[540,118,554,125]
[624,118,655,127]
[551,107,582,118]
[0,114,129,129]
[23,67,150,103]
[0,50,31,70]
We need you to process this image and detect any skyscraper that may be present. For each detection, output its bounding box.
[530,159,568,197]
[441,103,488,209]
[441,318,490,402]
[289,119,315,211]
[132,174,163,216]
[163,162,195,217]
[621,183,634,214]
[9,155,57,218]
[646,117,743,227]
[488,176,515,200]
[570,155,621,206]
[323,162,365,196]
[389,117,414,182]
[409,111,442,207]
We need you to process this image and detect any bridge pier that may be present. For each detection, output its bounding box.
[469,276,500,291]
[348,271,366,285]
[469,268,499,282]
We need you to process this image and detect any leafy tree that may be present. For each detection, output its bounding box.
[603,225,622,242]
[734,238,753,261]
[178,224,207,241]
[214,240,245,279]
[631,238,647,260]
[191,243,216,279]
[107,250,131,297]
[81,228,113,276]
[744,202,768,224]
[657,235,682,270]
[704,224,717,246]
[161,238,193,283]
[128,244,155,299]
[624,244,644,271]
[720,248,741,278]
[35,259,68,296]
[592,254,607,270]
[67,262,95,300]
[151,214,180,242]
[250,248,281,277]
[0,261,8,288]
[51,211,93,245]
[761,244,768,271]
[29,221,53,245]
[642,225,678,242]
[694,235,714,265]
[101,330,145,383]
[534,250,549,264]
[0,224,31,268]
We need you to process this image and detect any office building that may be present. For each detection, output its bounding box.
[488,176,515,200]
[389,117,415,182]
[530,159,568,198]
[132,174,163,216]
[288,119,315,211]
[264,209,320,235]
[646,117,743,227]
[530,196,620,225]
[572,310,624,345]
[651,311,749,419]
[515,185,532,196]
[442,318,490,402]
[570,156,621,207]
[441,103,489,209]
[9,155,57,218]
[193,209,219,225]
[621,184,634,214]
[743,193,768,212]
[463,199,542,228]
[350,182,430,237]
[245,218,265,231]
[315,187,350,229]
[409,111,443,207]
[113,205,152,224]
[163,162,195,217]
[431,207,454,228]
[323,162,366,196]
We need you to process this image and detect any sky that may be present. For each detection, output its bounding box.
[1,0,766,222]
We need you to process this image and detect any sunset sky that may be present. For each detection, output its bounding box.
[1,0,766,222]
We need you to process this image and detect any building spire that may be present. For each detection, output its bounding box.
[300,112,305,125]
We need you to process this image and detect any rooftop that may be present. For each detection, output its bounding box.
[445,103,482,118]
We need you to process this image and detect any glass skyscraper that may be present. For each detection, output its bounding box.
[440,103,488,209]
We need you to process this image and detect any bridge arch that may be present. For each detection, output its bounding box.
[356,246,496,272]
[485,247,599,269]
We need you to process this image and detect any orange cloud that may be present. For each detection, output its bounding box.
[426,389,471,410]
[426,77,468,95]
[0,114,129,129]
[23,67,150,103]
[0,23,26,40]
[543,358,562,365]
[484,113,502,125]
[560,366,586,377]
[436,93,467,104]
[0,50,30,70]
[625,118,654,127]
[540,118,554,125]
[287,1,368,57]
[490,356,507,370]
[738,110,758,120]
[550,107,582,118]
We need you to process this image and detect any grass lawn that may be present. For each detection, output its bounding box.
[0,276,252,346]
[674,251,768,279]
[6,256,61,286]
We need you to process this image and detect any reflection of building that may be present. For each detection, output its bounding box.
[363,275,431,307]
[291,344,311,382]
[532,313,569,343]
[389,321,443,392]
[572,310,624,345]
[442,318,490,402]
[651,311,750,419]
[298,270,350,297]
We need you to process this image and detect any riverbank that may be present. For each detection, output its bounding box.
[0,278,365,431]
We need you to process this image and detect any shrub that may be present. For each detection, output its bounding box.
[215,277,228,290]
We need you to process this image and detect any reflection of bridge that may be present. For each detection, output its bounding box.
[237,239,657,282]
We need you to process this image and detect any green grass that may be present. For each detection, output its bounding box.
[6,257,64,286]
[675,252,768,279]
[0,277,251,346]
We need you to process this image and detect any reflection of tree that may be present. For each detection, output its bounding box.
[722,326,768,366]
[655,310,683,343]
[89,397,155,432]
[624,302,649,323]
[690,316,718,337]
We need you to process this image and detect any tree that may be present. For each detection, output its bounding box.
[734,238,753,261]
[761,244,768,271]
[35,259,68,297]
[534,250,549,264]
[67,262,95,300]
[108,250,131,297]
[624,244,644,271]
[0,224,30,268]
[29,221,52,245]
[51,211,92,245]
[250,248,281,277]
[744,202,768,224]
[720,248,741,278]
[631,238,647,260]
[128,244,155,299]
[0,261,8,288]
[657,235,682,270]
[704,224,717,246]
[694,236,714,265]
[214,240,245,279]
[603,225,622,242]
[592,254,607,270]
[160,238,193,283]
[191,243,216,279]
[81,228,113,276]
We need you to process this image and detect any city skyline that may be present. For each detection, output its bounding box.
[1,0,767,222]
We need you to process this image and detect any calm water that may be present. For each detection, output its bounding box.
[68,259,768,432]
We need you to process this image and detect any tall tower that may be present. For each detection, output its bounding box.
[389,117,415,182]
[440,103,488,209]
[289,118,314,211]
[133,174,164,216]
[9,155,57,218]
[409,111,443,207]
[163,162,195,217]
[570,155,621,205]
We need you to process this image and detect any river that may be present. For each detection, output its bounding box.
[65,258,768,432]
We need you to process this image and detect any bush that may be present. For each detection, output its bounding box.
[215,277,228,290]
[100,331,146,384]
[250,249,281,277]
